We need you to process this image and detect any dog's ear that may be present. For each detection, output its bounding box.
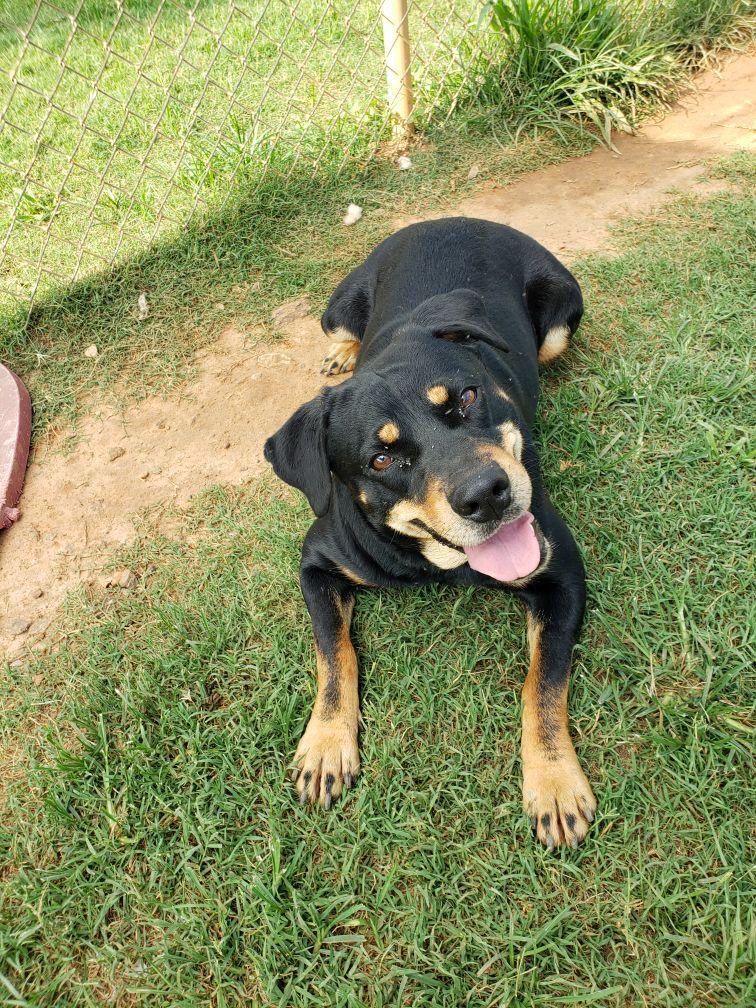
[411,288,509,352]
[264,391,332,516]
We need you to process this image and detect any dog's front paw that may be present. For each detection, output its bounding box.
[522,754,596,850]
[292,717,359,809]
[321,338,360,376]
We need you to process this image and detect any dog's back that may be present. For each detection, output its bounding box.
[322,217,583,416]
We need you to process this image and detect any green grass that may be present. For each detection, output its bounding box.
[473,0,754,144]
[1,158,754,1006]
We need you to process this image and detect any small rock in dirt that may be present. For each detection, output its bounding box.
[467,164,480,181]
[223,438,231,449]
[397,155,413,170]
[137,292,149,321]
[9,617,31,636]
[33,588,44,598]
[98,568,134,589]
[272,296,311,328]
[84,344,99,359]
[342,203,363,226]
[28,617,50,636]
[139,467,162,480]
[108,446,126,462]
[214,303,225,311]
[114,569,134,589]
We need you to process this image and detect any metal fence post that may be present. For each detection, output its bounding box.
[381,0,414,137]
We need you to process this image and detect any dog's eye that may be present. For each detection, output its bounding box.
[370,453,394,471]
[460,387,477,409]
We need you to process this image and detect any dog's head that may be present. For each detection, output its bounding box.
[265,290,544,578]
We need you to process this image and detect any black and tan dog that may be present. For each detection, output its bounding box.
[264,217,596,849]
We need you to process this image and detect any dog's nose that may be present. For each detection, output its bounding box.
[449,468,511,523]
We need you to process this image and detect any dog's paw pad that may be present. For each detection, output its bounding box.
[320,338,360,376]
[523,756,596,850]
[292,718,359,808]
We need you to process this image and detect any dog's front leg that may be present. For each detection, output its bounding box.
[519,566,597,849]
[292,566,360,809]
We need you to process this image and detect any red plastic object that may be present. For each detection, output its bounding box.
[0,364,31,529]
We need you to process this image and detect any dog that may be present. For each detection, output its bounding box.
[264,217,596,849]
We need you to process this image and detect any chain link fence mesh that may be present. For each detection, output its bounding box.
[0,1,486,316]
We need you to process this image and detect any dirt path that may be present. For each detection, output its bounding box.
[1,54,754,657]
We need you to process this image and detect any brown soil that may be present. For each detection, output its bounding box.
[1,53,754,657]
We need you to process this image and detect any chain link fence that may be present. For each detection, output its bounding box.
[0,0,487,316]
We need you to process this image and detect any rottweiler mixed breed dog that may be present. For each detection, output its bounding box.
[265,217,596,849]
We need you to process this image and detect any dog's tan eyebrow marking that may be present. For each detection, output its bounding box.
[426,384,449,405]
[378,421,400,444]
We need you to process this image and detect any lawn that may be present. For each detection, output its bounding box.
[0,157,753,1005]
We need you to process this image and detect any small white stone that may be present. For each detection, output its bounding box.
[84,344,98,358]
[397,155,413,170]
[342,203,363,226]
[137,292,149,320]
[467,164,480,180]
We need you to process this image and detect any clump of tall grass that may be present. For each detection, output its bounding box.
[439,0,753,145]
[644,0,755,67]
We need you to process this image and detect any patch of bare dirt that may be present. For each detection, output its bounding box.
[1,53,754,657]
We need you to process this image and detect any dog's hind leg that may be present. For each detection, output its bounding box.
[523,259,584,365]
[320,269,373,375]
[292,566,360,808]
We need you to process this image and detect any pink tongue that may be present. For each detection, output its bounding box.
[464,512,541,581]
